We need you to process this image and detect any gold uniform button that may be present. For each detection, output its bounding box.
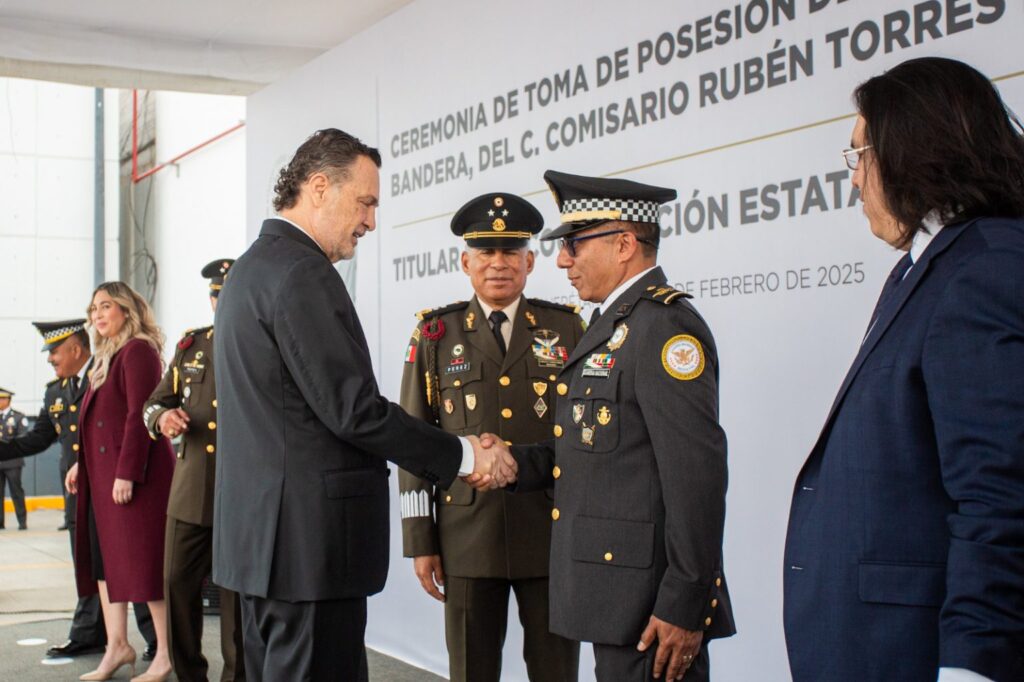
[548,374,557,382]
[206,444,215,453]
[551,508,560,521]
[501,408,512,419]
[553,425,563,437]
[556,383,568,396]
[552,466,561,479]
[70,405,77,412]
[72,444,80,452]
[186,377,192,384]
[208,421,217,430]
[499,376,510,386]
[453,379,462,387]
[705,617,712,627]
[69,425,77,432]
[711,599,718,608]
[445,495,452,503]
[212,399,217,408]
[604,552,613,562]
[715,578,722,587]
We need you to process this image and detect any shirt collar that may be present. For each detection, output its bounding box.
[599,266,658,312]
[909,212,946,265]
[477,296,521,327]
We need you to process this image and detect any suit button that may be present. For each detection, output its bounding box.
[711,599,718,608]
[553,425,563,437]
[548,374,557,382]
[70,405,77,412]
[715,578,722,587]
[206,444,215,453]
[604,552,613,561]
[212,399,217,408]
[556,383,568,396]
[208,421,216,430]
[445,495,452,503]
[705,617,712,627]
[501,408,512,419]
[99,446,106,453]
[551,508,560,521]
[72,444,79,452]
[69,425,77,432]
[453,379,462,387]
[97,421,103,428]
[499,376,510,386]
[552,466,561,479]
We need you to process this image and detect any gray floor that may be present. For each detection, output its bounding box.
[0,509,444,681]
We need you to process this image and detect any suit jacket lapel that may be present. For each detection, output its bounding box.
[502,296,537,370]
[464,297,504,367]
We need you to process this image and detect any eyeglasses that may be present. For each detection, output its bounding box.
[841,144,872,171]
[559,229,657,257]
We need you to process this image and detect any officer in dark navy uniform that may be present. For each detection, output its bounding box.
[0,320,157,659]
[0,386,29,529]
[500,171,736,681]
[399,194,583,682]
[144,258,245,682]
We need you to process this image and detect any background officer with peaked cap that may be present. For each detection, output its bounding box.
[495,170,736,681]
[0,385,29,529]
[0,319,157,659]
[399,193,583,682]
[144,258,245,682]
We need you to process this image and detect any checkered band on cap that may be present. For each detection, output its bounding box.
[44,324,84,344]
[560,197,661,224]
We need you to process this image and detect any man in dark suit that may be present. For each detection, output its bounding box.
[0,320,157,659]
[784,57,1024,682]
[0,386,29,529]
[483,171,736,681]
[399,193,583,682]
[213,128,510,681]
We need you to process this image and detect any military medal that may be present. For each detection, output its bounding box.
[581,426,595,445]
[465,394,477,411]
[597,406,612,426]
[534,397,548,418]
[452,344,465,357]
[444,398,455,415]
[607,323,629,351]
[582,353,615,377]
[195,351,204,360]
[532,329,567,367]
[184,386,192,400]
[532,381,547,397]
[572,403,584,424]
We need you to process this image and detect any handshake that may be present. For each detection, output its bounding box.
[462,434,517,490]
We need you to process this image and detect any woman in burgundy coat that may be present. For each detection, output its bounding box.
[67,281,175,681]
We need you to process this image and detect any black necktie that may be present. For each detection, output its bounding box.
[865,253,913,339]
[588,307,602,328]
[488,310,508,355]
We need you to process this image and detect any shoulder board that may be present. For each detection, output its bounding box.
[46,377,61,387]
[182,325,213,338]
[527,298,581,314]
[642,285,693,305]
[416,301,468,320]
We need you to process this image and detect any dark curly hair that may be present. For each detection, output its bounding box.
[272,128,382,212]
[854,57,1024,249]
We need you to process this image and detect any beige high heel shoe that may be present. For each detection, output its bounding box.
[129,668,171,682]
[79,645,137,680]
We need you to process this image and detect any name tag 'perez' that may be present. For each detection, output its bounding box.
[581,353,615,378]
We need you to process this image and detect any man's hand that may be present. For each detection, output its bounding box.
[637,615,703,680]
[413,555,446,602]
[112,478,134,505]
[65,462,78,495]
[463,434,517,490]
[157,408,190,438]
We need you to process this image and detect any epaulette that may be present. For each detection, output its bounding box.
[177,325,212,351]
[415,301,468,320]
[527,298,581,314]
[182,325,213,337]
[643,285,693,305]
[46,377,60,387]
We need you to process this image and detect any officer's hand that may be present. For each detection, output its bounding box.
[112,478,134,505]
[413,555,446,602]
[157,408,190,438]
[65,462,79,495]
[637,615,703,680]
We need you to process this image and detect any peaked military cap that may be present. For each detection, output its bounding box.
[0,387,13,398]
[541,170,677,239]
[32,319,87,352]
[201,258,235,297]
[451,193,543,248]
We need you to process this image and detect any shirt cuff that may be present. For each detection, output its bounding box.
[938,668,995,682]
[457,436,475,476]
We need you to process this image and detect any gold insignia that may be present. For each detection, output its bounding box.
[572,403,584,424]
[195,351,204,360]
[452,344,465,357]
[173,366,179,394]
[411,327,421,342]
[424,372,434,406]
[534,397,548,418]
[607,323,629,351]
[597,406,612,426]
[465,394,477,411]
[581,426,595,445]
[494,196,504,207]
[662,335,705,381]
[525,311,537,326]
[492,218,506,232]
[466,312,476,330]
[533,381,548,397]
[444,398,455,414]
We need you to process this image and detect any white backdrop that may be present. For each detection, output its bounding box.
[245,1,1024,679]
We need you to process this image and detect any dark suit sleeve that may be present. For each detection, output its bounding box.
[510,440,556,493]
[636,311,728,632]
[922,248,1024,681]
[274,257,462,488]
[115,340,165,483]
[0,405,56,461]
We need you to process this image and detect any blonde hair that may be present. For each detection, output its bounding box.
[86,281,165,390]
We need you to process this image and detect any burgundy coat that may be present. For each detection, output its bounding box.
[75,338,174,603]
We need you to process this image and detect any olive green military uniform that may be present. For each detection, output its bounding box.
[399,295,584,682]
[144,326,245,682]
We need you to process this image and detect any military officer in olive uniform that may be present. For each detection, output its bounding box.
[399,193,583,682]
[143,258,245,682]
[0,386,29,529]
[500,171,736,682]
[0,320,157,658]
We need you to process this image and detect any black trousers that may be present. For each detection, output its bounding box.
[444,575,579,682]
[0,466,27,527]
[164,517,245,682]
[240,594,369,682]
[593,641,709,682]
